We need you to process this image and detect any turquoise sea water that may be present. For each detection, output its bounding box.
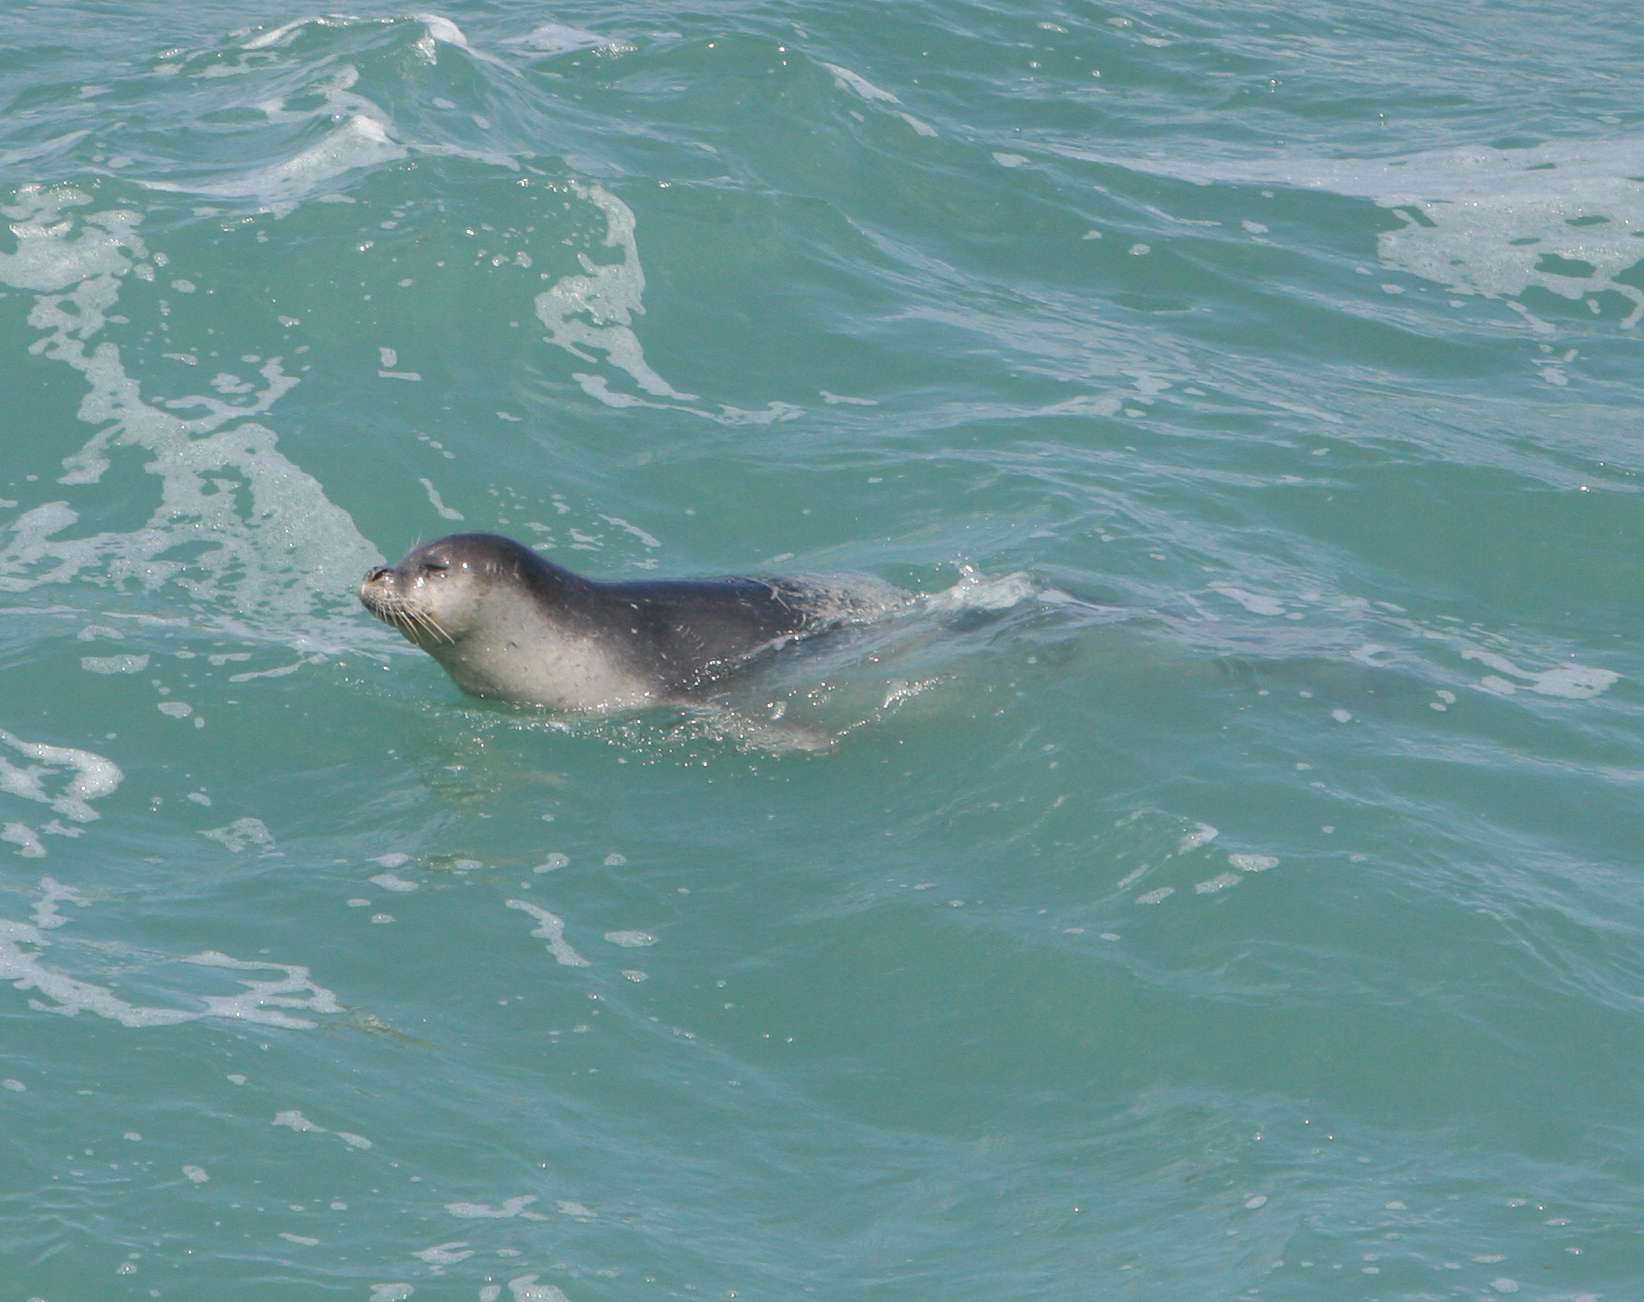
[3,2,1643,1298]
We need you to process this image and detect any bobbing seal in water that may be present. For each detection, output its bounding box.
[358,532,894,711]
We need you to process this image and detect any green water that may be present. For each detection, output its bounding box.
[2,3,1642,1299]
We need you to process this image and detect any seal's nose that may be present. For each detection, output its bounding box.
[364,566,392,584]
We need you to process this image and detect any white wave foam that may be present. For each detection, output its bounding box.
[186,951,343,1026]
[0,188,382,626]
[503,22,616,56]
[506,899,589,966]
[151,113,406,204]
[0,729,121,824]
[0,921,341,1028]
[446,1194,545,1219]
[822,63,900,104]
[414,1241,475,1265]
[201,817,274,852]
[538,184,803,424]
[2,824,45,858]
[1209,585,1286,617]
[1460,647,1619,699]
[273,1108,326,1132]
[32,877,86,929]
[1177,823,1219,854]
[923,566,1036,614]
[1073,139,1644,326]
[80,653,149,673]
[508,1277,570,1302]
[536,183,696,400]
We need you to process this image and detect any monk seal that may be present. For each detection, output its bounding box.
[358,532,895,711]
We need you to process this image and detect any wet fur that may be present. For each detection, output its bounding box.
[360,533,886,710]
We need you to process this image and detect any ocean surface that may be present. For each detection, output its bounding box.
[2,2,1641,1299]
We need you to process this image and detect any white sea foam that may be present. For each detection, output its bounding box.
[225,658,311,682]
[599,516,661,548]
[419,478,464,520]
[537,183,697,401]
[201,817,274,852]
[413,1241,475,1265]
[923,566,1036,614]
[1209,585,1286,617]
[32,878,86,929]
[1070,138,1644,326]
[503,22,618,56]
[177,112,403,201]
[1459,647,1618,699]
[1177,822,1219,854]
[822,63,900,104]
[508,1277,571,1302]
[539,184,802,425]
[80,653,149,673]
[603,930,654,947]
[0,189,382,626]
[446,1194,544,1219]
[149,58,408,203]
[273,1109,327,1133]
[0,729,121,824]
[369,873,418,893]
[1,824,44,858]
[0,921,340,1028]
[1195,872,1243,894]
[506,899,589,967]
[1229,854,1279,872]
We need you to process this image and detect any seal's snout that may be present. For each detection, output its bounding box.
[357,565,399,618]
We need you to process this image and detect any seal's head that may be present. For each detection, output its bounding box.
[358,532,554,646]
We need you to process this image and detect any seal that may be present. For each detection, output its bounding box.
[358,532,892,711]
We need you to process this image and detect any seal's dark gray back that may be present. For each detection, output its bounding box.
[586,576,821,692]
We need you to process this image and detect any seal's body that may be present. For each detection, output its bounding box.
[359,533,887,710]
